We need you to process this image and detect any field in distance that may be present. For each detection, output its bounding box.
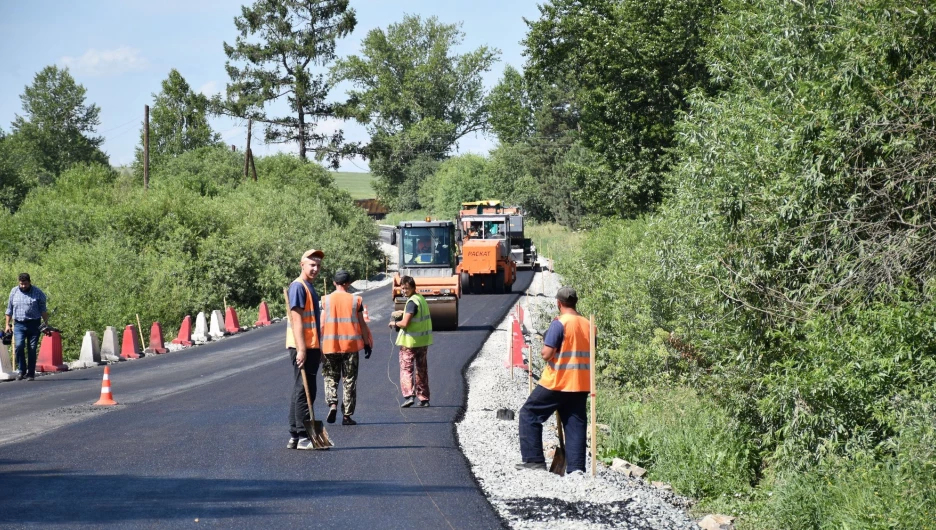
[333,171,375,199]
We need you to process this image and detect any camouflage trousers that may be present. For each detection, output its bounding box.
[322,351,359,416]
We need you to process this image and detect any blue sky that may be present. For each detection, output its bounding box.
[0,0,542,172]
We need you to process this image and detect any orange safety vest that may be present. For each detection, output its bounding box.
[285,279,320,350]
[320,291,372,354]
[538,313,593,392]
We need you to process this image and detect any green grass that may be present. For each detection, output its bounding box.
[331,171,375,199]
[526,222,584,261]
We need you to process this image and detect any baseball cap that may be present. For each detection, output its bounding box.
[301,249,324,261]
[556,286,578,305]
[333,269,351,284]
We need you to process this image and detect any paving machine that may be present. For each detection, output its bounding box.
[393,220,460,331]
[459,200,536,268]
[455,210,517,294]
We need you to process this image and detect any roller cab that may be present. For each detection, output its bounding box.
[393,220,460,331]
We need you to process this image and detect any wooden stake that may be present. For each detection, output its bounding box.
[590,314,597,477]
[509,320,514,379]
[136,314,145,348]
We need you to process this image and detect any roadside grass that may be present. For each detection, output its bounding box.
[331,171,375,199]
[526,222,584,261]
[383,209,431,226]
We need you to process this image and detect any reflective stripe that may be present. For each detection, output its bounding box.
[285,280,320,349]
[321,292,366,353]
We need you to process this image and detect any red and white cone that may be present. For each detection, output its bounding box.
[93,366,118,406]
[363,304,370,323]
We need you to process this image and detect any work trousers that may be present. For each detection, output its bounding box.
[518,385,589,473]
[13,319,41,377]
[288,348,321,439]
[322,351,359,416]
[398,345,429,401]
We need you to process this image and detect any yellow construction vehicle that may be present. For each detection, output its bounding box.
[392,219,460,330]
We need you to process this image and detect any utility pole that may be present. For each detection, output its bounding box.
[244,119,252,180]
[143,105,150,190]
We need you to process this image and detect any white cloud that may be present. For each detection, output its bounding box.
[198,81,220,96]
[60,46,149,77]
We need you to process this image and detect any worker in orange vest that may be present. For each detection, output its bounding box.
[516,286,595,473]
[285,249,325,450]
[320,269,373,426]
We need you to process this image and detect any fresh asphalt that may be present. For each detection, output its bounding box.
[0,270,535,529]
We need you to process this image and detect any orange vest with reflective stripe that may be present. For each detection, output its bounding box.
[285,279,320,350]
[538,313,593,392]
[321,291,372,354]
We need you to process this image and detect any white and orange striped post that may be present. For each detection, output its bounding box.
[94,366,118,406]
[589,315,597,477]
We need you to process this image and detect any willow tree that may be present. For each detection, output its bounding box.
[218,0,356,167]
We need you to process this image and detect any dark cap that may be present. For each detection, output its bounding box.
[333,269,351,285]
[301,248,324,261]
[556,286,578,305]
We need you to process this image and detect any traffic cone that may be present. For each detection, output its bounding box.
[121,325,142,359]
[171,315,193,346]
[93,366,118,406]
[224,306,241,334]
[363,304,371,323]
[147,322,168,354]
[254,301,272,327]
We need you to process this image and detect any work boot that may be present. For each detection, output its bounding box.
[515,461,546,471]
[401,396,415,408]
[418,400,430,407]
[342,415,356,426]
[326,406,338,424]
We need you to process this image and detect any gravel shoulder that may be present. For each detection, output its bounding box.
[456,259,701,530]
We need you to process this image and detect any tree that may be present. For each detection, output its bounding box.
[332,15,500,210]
[134,69,221,173]
[218,0,356,166]
[524,0,720,216]
[11,65,108,179]
[488,65,533,145]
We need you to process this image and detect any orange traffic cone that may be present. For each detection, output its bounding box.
[363,304,370,323]
[94,366,118,406]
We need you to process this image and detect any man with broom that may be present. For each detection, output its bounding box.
[286,249,326,450]
[516,287,594,474]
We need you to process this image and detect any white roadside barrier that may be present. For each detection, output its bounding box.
[0,343,16,381]
[209,310,225,340]
[72,331,104,368]
[100,326,123,362]
[192,312,210,344]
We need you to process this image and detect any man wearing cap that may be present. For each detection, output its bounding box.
[285,249,325,450]
[516,286,595,473]
[4,273,50,381]
[320,269,373,426]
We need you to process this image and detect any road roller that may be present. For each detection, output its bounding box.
[392,219,460,331]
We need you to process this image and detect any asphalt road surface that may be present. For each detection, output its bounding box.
[0,270,535,529]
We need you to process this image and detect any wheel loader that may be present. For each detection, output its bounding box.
[392,220,460,331]
[455,211,517,294]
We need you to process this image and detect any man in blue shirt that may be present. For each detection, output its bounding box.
[4,273,50,381]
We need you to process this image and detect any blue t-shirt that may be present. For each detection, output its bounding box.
[288,280,321,338]
[543,318,565,350]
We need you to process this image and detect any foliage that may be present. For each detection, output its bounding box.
[523,0,720,217]
[218,0,356,165]
[487,65,533,145]
[133,69,222,175]
[332,14,499,210]
[0,150,381,358]
[599,387,756,500]
[419,154,492,218]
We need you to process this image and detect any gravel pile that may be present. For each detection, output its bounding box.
[456,260,700,530]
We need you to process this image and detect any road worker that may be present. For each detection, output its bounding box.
[320,269,373,426]
[516,287,595,473]
[388,275,432,408]
[285,249,324,450]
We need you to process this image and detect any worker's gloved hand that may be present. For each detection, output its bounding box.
[364,344,372,359]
